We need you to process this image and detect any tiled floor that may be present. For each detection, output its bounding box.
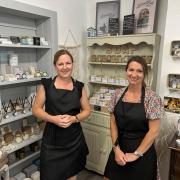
[78,169,103,180]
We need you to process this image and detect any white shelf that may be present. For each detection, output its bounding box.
[2,133,43,154]
[88,61,151,67]
[0,77,45,87]
[91,110,109,116]
[0,77,41,86]
[0,44,51,49]
[87,34,158,46]
[168,87,180,91]
[89,81,127,87]
[9,151,40,170]
[0,110,32,126]
[89,62,127,66]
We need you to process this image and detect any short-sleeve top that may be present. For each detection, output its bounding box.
[109,87,164,120]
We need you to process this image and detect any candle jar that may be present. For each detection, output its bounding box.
[22,132,29,140]
[15,131,23,143]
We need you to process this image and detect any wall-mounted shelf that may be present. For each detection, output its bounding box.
[88,61,151,67]
[89,81,127,87]
[0,44,51,49]
[0,77,44,87]
[164,96,180,114]
[0,0,58,176]
[167,74,180,90]
[1,132,42,154]
[170,41,180,58]
[9,151,40,170]
[0,110,32,126]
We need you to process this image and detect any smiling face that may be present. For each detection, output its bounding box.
[54,54,73,78]
[126,61,144,86]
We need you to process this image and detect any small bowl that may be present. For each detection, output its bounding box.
[176,139,180,147]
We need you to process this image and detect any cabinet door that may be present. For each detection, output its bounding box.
[82,122,112,174]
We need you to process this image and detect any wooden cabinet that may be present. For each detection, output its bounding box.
[0,0,58,177]
[82,111,112,174]
[169,135,180,180]
[84,34,161,174]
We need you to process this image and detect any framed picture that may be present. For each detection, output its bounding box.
[133,0,157,34]
[96,1,120,36]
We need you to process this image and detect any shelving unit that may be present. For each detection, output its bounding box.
[0,110,32,126]
[0,0,58,176]
[2,133,42,154]
[82,33,161,174]
[9,151,40,170]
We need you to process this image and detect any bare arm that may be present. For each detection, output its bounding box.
[110,113,118,145]
[32,85,55,123]
[110,113,126,166]
[125,119,160,162]
[75,87,91,121]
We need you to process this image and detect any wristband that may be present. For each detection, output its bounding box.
[112,139,119,149]
[75,115,79,123]
[134,150,143,157]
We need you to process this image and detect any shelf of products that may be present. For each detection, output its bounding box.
[170,41,180,58]
[9,151,40,170]
[0,77,43,87]
[0,44,51,49]
[164,97,180,114]
[1,133,42,154]
[83,33,161,175]
[0,0,58,176]
[0,110,32,126]
[168,74,180,90]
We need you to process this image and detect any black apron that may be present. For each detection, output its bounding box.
[104,87,157,180]
[40,77,88,180]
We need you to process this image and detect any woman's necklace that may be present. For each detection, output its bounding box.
[123,91,141,103]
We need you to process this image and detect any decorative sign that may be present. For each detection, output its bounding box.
[123,14,135,35]
[133,0,157,33]
[108,18,120,35]
[96,1,120,36]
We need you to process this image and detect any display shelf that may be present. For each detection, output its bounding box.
[170,41,180,58]
[91,110,109,116]
[0,77,44,87]
[89,62,127,66]
[168,87,180,91]
[0,0,57,176]
[0,110,32,126]
[1,133,42,154]
[0,44,51,49]
[88,61,151,67]
[84,33,161,175]
[88,81,127,87]
[9,151,40,170]
[87,33,158,46]
[167,74,180,90]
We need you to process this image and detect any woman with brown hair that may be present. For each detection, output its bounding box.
[32,49,90,180]
[104,56,163,180]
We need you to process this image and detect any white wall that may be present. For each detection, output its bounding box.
[15,0,87,81]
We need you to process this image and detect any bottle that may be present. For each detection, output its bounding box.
[177,118,180,137]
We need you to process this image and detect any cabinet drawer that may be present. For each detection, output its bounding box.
[85,112,110,128]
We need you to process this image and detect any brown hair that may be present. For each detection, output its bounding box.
[53,49,73,65]
[126,56,148,87]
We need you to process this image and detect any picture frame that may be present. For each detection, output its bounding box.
[133,0,157,34]
[96,1,120,36]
